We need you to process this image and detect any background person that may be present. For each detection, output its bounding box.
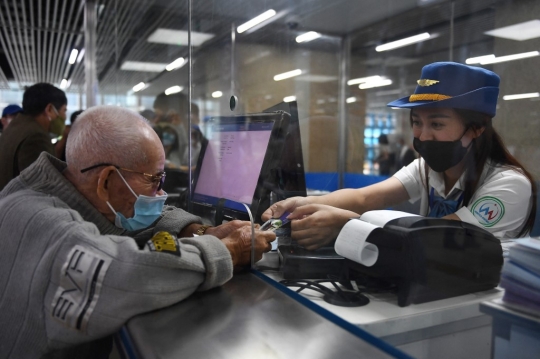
[0,104,22,134]
[263,62,536,250]
[0,83,67,190]
[0,105,274,358]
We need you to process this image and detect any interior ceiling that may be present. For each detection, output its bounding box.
[0,0,502,95]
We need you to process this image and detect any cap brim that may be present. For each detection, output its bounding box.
[387,87,499,117]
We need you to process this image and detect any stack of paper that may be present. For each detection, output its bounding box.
[500,237,540,316]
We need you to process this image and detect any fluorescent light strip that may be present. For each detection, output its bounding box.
[165,86,183,95]
[296,31,321,43]
[348,75,382,86]
[376,32,431,52]
[76,48,85,63]
[465,54,495,64]
[480,51,539,64]
[346,97,357,103]
[485,20,540,41]
[503,92,539,100]
[60,79,68,89]
[212,91,223,98]
[359,79,393,89]
[68,49,78,64]
[166,57,185,71]
[133,82,146,92]
[237,10,276,34]
[274,69,302,81]
[283,96,296,103]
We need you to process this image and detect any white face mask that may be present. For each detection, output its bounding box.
[106,169,168,231]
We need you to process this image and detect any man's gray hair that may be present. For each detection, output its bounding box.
[66,106,151,175]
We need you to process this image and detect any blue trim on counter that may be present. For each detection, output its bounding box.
[251,270,413,359]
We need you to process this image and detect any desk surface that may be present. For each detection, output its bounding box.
[258,252,503,339]
[125,272,401,359]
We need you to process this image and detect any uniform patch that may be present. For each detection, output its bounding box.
[471,196,505,227]
[147,231,181,256]
[51,245,111,332]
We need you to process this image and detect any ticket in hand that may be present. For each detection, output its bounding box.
[260,212,291,231]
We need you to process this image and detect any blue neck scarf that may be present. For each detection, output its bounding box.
[428,187,464,218]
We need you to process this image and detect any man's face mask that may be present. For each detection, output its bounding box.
[49,106,66,137]
[106,168,168,231]
[413,127,473,173]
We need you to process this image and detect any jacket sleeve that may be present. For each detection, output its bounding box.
[44,213,232,349]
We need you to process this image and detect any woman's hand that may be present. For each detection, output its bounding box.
[261,196,312,222]
[288,204,360,250]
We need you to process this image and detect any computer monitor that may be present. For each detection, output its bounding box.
[191,111,291,224]
[263,101,307,199]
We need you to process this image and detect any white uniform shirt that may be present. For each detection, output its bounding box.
[393,158,532,239]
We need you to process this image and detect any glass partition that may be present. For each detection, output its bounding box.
[1,0,536,357]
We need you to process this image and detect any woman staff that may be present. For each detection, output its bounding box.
[263,62,537,250]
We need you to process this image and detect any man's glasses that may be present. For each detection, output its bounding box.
[81,163,166,191]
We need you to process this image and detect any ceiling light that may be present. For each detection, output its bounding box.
[503,92,539,100]
[295,74,337,83]
[480,51,539,64]
[121,61,167,72]
[274,69,302,81]
[147,29,214,46]
[237,10,276,34]
[68,49,78,65]
[165,86,183,95]
[212,91,223,98]
[296,31,321,43]
[376,32,431,52]
[165,57,185,71]
[283,96,296,103]
[346,97,357,103]
[465,54,495,64]
[60,79,68,89]
[485,20,540,41]
[359,79,393,89]
[76,48,85,63]
[133,82,146,92]
[348,75,383,86]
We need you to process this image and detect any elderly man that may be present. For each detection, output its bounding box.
[0,106,275,358]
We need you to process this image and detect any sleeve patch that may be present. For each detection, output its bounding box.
[147,231,181,256]
[471,196,505,227]
[51,245,111,332]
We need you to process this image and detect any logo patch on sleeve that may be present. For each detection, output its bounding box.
[51,245,111,332]
[471,196,505,227]
[147,231,181,256]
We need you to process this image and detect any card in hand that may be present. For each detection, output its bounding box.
[261,211,291,231]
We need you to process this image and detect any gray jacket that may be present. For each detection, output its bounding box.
[0,153,233,358]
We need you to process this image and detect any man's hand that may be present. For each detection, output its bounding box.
[261,196,311,222]
[288,204,359,250]
[205,220,251,239]
[220,226,276,267]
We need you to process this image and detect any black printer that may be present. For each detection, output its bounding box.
[278,217,503,307]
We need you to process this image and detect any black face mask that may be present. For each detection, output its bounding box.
[413,128,472,173]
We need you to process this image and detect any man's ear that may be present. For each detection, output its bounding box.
[44,103,56,118]
[96,166,117,201]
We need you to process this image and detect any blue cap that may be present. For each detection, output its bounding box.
[2,104,23,117]
[387,62,500,117]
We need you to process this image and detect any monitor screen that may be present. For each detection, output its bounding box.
[191,112,290,223]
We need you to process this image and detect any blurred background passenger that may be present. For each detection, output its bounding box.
[139,109,155,123]
[153,92,189,162]
[0,83,67,190]
[0,104,23,135]
[375,134,395,176]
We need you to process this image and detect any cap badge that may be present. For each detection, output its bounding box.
[417,79,439,86]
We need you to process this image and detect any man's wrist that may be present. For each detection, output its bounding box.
[194,224,212,236]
